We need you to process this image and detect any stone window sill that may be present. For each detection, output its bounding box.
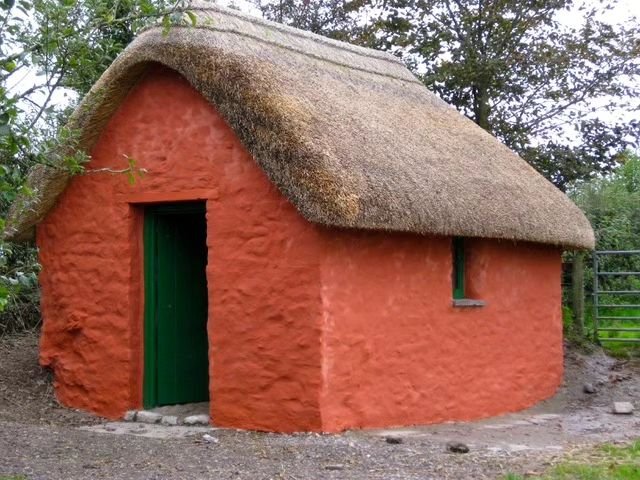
[452,298,486,308]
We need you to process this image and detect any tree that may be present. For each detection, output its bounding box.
[570,152,640,318]
[253,0,367,41]
[255,0,640,190]
[571,151,640,252]
[0,0,192,332]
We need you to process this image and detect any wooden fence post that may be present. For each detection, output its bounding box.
[571,252,585,338]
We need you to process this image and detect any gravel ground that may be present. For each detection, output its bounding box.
[1,419,553,480]
[1,332,639,480]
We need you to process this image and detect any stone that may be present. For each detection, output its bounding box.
[161,415,178,426]
[202,434,219,443]
[612,402,634,414]
[184,414,210,426]
[123,410,137,422]
[324,464,345,471]
[136,411,163,424]
[385,435,403,444]
[583,383,597,394]
[446,441,470,454]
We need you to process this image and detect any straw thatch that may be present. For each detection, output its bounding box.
[4,2,594,248]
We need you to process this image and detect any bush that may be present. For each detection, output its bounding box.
[0,242,40,336]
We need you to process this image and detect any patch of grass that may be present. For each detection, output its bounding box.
[594,306,640,358]
[563,297,640,357]
[0,476,28,480]
[504,440,640,479]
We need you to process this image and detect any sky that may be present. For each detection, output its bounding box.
[594,0,640,21]
[555,0,640,25]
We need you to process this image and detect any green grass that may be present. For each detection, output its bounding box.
[0,476,27,480]
[504,440,640,479]
[597,307,640,358]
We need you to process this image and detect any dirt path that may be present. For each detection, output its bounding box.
[1,333,639,480]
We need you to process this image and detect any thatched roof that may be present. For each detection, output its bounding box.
[5,2,594,249]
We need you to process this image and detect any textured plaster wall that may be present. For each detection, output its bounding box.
[37,66,324,431]
[318,233,563,432]
[37,65,564,433]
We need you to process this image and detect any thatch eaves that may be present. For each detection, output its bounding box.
[4,2,594,249]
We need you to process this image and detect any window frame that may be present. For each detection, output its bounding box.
[451,237,486,307]
[452,237,466,300]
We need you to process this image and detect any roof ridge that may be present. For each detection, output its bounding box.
[184,2,404,66]
[140,24,421,84]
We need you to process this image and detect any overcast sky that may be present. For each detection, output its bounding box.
[599,0,640,20]
[556,0,640,24]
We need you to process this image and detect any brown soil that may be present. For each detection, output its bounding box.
[0,331,102,427]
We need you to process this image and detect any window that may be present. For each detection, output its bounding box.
[451,237,485,307]
[452,237,465,299]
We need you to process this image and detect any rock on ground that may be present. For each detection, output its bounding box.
[612,402,634,414]
[183,414,210,426]
[135,411,163,424]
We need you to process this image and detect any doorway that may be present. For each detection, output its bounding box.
[143,202,209,408]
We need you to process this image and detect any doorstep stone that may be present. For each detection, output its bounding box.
[136,411,163,424]
[184,414,210,425]
[161,415,179,426]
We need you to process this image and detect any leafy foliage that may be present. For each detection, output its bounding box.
[571,152,640,252]
[253,0,368,41]
[0,0,193,333]
[569,153,640,350]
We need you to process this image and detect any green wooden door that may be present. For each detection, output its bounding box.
[144,203,209,408]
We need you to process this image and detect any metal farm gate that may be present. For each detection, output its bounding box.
[593,250,640,344]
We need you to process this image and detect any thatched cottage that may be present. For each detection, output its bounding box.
[6,3,594,432]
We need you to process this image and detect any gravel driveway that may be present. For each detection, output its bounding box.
[1,333,639,480]
[2,417,556,480]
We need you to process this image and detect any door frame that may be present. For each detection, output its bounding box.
[142,201,207,409]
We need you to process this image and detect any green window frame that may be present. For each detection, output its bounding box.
[452,237,465,300]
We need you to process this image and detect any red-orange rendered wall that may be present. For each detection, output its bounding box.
[36,66,563,433]
[319,233,562,431]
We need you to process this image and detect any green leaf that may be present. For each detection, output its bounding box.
[186,10,197,27]
[3,60,17,72]
[17,184,34,197]
[162,14,171,37]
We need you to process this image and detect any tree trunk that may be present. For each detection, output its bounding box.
[473,85,491,131]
